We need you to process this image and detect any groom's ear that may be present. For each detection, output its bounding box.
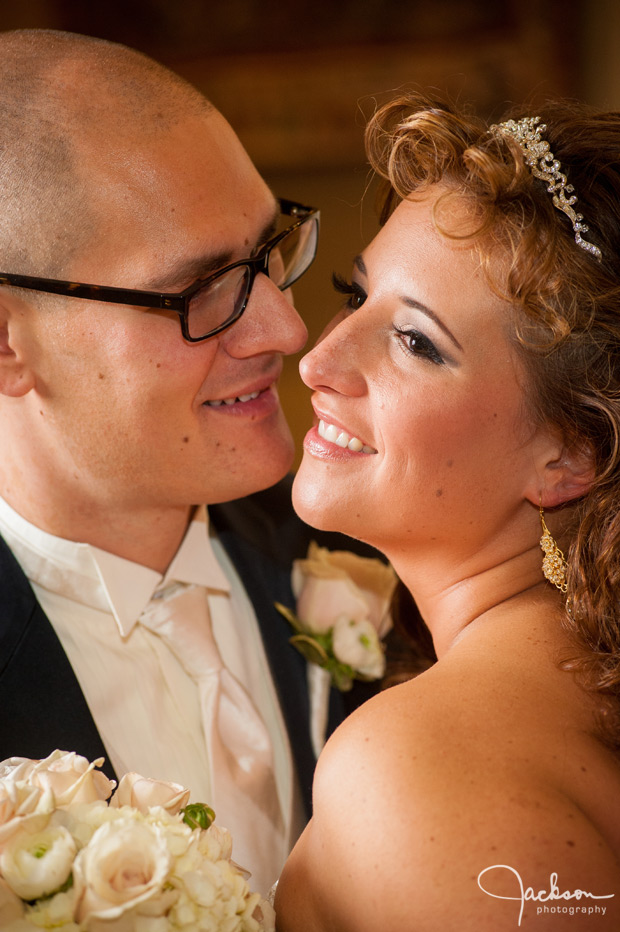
[0,293,36,397]
[525,427,595,509]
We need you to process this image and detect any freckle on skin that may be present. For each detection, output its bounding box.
[182,437,189,444]
[566,840,575,847]
[435,489,443,497]
[446,460,453,467]
[98,373,105,379]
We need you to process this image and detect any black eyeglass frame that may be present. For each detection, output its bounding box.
[0,197,319,342]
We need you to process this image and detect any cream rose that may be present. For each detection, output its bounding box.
[292,542,396,636]
[74,818,172,924]
[110,773,190,815]
[0,824,76,900]
[20,751,115,807]
[0,875,25,925]
[332,616,386,679]
[0,776,53,846]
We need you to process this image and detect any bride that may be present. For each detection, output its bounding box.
[275,95,620,930]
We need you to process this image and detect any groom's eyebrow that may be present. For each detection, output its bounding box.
[353,254,463,353]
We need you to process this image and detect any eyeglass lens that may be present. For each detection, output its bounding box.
[186,215,318,340]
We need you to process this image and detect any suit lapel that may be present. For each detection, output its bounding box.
[0,535,117,780]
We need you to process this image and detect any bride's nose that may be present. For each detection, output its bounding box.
[299,316,366,396]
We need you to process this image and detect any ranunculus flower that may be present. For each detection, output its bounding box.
[22,889,78,929]
[73,818,172,924]
[110,773,190,816]
[292,542,396,637]
[0,824,76,900]
[332,616,385,679]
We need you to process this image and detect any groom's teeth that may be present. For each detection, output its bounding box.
[205,390,261,407]
[318,419,376,453]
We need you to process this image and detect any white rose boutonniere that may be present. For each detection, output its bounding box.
[276,541,397,691]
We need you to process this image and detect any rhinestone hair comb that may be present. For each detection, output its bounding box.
[489,116,602,261]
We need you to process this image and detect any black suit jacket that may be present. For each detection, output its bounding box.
[0,478,378,816]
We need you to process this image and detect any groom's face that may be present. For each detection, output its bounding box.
[27,108,308,510]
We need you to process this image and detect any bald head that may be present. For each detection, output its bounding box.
[0,29,213,278]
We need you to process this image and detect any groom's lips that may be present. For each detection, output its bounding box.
[201,369,282,417]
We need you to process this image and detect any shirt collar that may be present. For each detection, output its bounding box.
[0,496,230,638]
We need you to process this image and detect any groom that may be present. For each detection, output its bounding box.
[0,29,372,891]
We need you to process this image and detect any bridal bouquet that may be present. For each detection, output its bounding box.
[0,750,275,931]
[276,542,397,691]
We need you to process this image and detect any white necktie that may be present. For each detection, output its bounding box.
[139,582,285,892]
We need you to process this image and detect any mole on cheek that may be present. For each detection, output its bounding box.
[435,489,443,497]
[182,436,189,444]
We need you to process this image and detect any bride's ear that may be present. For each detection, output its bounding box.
[525,429,595,509]
[0,294,36,397]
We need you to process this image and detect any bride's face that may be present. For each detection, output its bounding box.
[293,186,551,563]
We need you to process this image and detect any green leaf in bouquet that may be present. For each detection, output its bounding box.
[181,802,216,830]
[289,633,330,667]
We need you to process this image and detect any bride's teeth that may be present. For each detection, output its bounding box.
[238,392,257,402]
[207,399,223,407]
[223,397,236,405]
[318,418,374,453]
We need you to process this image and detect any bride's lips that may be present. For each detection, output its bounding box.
[304,409,377,459]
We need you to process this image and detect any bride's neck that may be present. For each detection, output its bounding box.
[388,543,559,658]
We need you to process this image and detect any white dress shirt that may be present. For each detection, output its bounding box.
[0,495,306,892]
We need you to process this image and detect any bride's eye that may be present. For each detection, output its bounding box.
[332,272,367,311]
[394,325,444,365]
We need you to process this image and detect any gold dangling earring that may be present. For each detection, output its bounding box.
[539,504,568,593]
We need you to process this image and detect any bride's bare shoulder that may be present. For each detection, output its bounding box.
[277,663,620,932]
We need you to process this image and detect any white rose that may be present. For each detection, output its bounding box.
[110,774,190,816]
[292,542,396,637]
[332,617,386,679]
[0,824,76,900]
[0,875,25,925]
[24,751,115,807]
[0,776,53,845]
[74,818,172,924]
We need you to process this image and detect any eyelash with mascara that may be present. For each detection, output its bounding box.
[331,271,445,366]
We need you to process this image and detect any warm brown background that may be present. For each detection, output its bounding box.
[2,0,619,464]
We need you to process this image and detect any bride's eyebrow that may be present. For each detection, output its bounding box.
[354,254,462,353]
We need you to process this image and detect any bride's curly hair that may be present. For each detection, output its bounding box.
[367,92,620,744]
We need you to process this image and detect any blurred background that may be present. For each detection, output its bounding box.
[2,0,619,462]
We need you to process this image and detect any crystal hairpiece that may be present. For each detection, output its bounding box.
[489,116,602,261]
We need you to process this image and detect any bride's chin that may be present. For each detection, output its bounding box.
[291,470,339,531]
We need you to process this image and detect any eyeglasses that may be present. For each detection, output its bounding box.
[0,198,320,342]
